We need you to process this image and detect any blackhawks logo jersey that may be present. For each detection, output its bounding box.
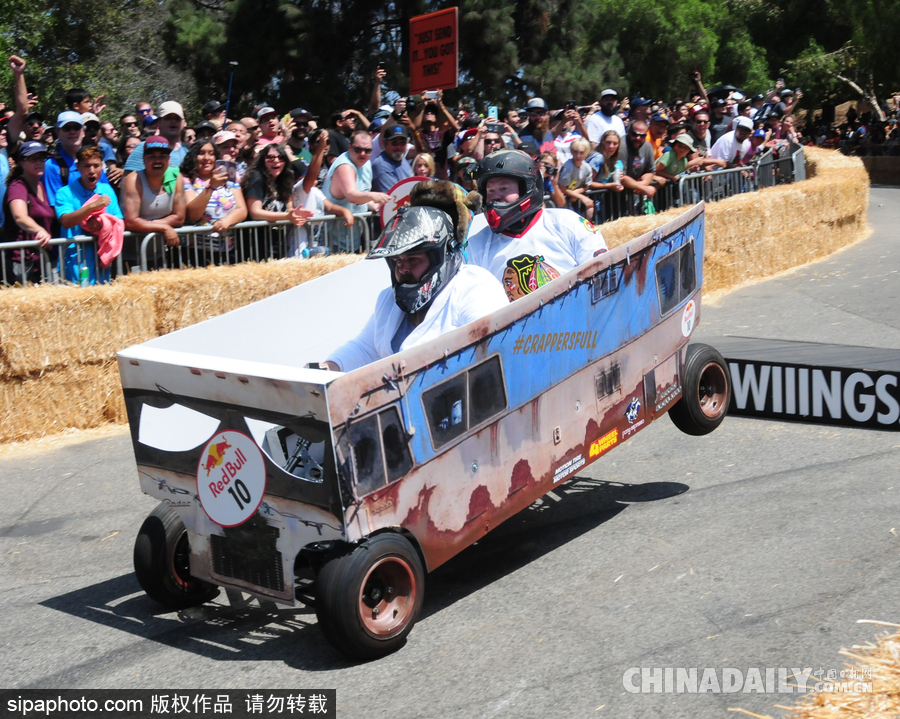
[466,208,608,301]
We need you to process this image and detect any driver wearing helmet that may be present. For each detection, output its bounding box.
[467,149,607,302]
[325,181,507,372]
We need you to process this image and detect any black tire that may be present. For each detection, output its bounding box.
[134,503,219,609]
[668,343,731,436]
[315,533,424,660]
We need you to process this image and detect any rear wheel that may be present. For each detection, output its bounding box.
[668,343,731,436]
[315,534,424,659]
[134,503,219,609]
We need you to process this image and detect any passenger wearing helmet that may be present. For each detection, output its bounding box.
[468,149,607,302]
[325,181,507,372]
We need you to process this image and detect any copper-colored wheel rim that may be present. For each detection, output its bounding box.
[697,361,729,419]
[358,556,418,637]
[169,531,196,591]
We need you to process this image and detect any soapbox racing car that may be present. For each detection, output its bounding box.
[118,202,730,659]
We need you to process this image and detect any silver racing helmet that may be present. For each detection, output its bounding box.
[368,205,463,314]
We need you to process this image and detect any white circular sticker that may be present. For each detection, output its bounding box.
[196,430,266,527]
[379,176,431,227]
[681,299,696,337]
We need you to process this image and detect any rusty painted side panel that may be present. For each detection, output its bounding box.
[331,204,706,571]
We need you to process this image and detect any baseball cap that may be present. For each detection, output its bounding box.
[673,133,695,150]
[18,141,48,158]
[158,101,185,119]
[711,98,726,109]
[255,106,277,120]
[80,112,101,125]
[25,110,44,124]
[518,141,540,157]
[526,97,549,112]
[735,116,754,130]
[56,111,84,128]
[650,111,669,123]
[752,128,766,138]
[456,156,478,169]
[202,100,224,115]
[143,114,159,127]
[144,135,172,153]
[369,116,388,130]
[732,91,745,101]
[631,97,652,107]
[290,107,318,120]
[600,88,618,99]
[213,130,237,144]
[383,124,409,141]
[780,88,794,97]
[195,120,218,134]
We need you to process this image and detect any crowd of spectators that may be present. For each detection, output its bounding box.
[2,52,896,284]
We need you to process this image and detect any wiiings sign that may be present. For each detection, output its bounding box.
[713,337,900,431]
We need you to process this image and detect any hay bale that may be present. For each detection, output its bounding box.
[0,361,125,444]
[0,283,156,379]
[734,624,900,719]
[116,254,363,335]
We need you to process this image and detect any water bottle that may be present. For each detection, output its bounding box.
[79,261,89,287]
[613,160,623,187]
[301,246,330,259]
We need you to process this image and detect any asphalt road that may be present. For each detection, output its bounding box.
[1,187,898,719]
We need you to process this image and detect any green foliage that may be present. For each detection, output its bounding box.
[1,0,896,128]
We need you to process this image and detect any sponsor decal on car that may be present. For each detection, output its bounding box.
[196,430,267,527]
[589,429,618,458]
[553,454,586,483]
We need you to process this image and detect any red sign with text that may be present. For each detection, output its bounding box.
[409,7,458,95]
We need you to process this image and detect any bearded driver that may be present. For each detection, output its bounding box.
[324,181,507,372]
[466,149,608,302]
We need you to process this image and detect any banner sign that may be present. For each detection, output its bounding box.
[409,7,458,95]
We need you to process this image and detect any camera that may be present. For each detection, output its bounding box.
[566,101,577,110]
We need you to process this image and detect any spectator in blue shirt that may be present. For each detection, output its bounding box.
[54,145,123,285]
[124,101,188,173]
[371,125,413,193]
[43,111,112,207]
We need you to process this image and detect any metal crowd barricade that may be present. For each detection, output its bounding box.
[677,165,757,205]
[139,214,376,271]
[1,213,376,287]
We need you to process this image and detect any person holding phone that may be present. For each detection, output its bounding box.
[179,138,247,251]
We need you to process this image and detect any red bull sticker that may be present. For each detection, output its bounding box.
[196,430,266,527]
[682,299,696,337]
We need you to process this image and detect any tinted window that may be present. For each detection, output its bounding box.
[347,413,385,496]
[424,356,508,449]
[423,374,468,448]
[380,407,412,483]
[469,356,507,426]
[656,240,696,315]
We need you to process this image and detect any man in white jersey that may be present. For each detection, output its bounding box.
[467,149,608,302]
[325,181,507,372]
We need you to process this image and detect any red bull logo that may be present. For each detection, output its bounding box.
[204,439,232,476]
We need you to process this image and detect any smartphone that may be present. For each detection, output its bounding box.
[566,101,577,110]
[488,105,498,120]
[426,90,439,100]
[214,160,237,183]
[486,123,503,134]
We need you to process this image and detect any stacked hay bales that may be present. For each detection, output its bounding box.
[602,147,870,294]
[0,255,362,444]
[0,149,870,444]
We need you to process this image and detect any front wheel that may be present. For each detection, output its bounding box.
[315,533,424,660]
[134,503,219,609]
[668,343,731,436]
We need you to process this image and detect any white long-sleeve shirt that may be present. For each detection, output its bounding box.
[328,264,508,372]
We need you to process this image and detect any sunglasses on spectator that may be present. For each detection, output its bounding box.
[528,110,548,116]
[351,146,372,154]
[694,118,710,124]
[264,154,284,162]
[123,121,138,127]
[388,138,407,145]
[61,124,82,132]
[246,125,259,131]
[296,121,309,127]
[628,130,644,137]
[485,138,502,145]
[138,108,152,115]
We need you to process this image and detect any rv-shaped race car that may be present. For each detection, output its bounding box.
[118,202,730,659]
